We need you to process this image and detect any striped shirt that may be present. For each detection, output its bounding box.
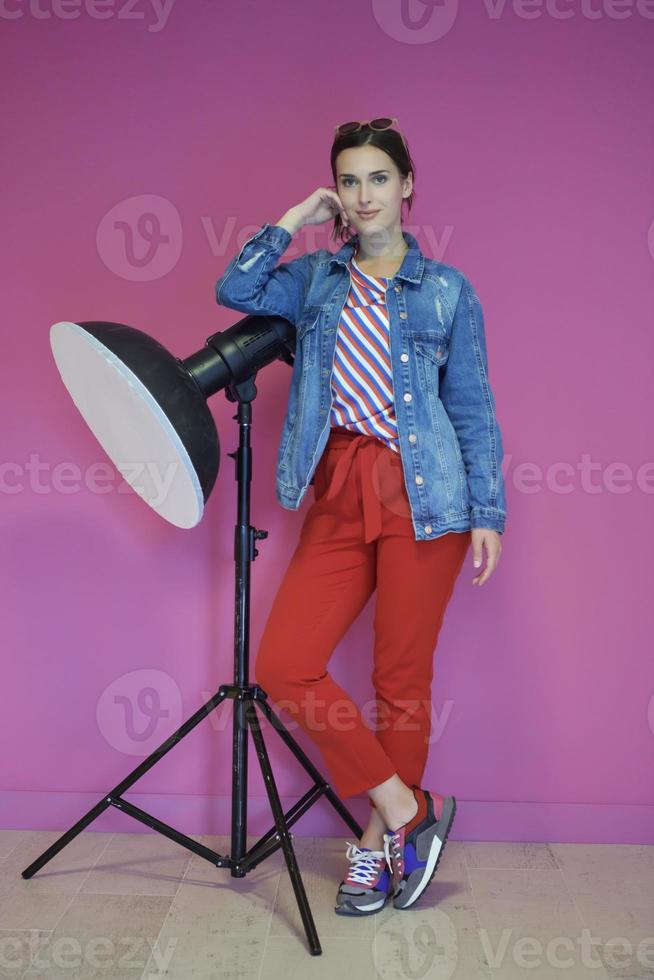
[329,253,400,454]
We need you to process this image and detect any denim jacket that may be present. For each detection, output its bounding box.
[215,223,507,541]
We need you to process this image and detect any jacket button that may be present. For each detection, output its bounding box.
[403,393,412,402]
[424,525,432,534]
[395,285,401,293]
[415,475,424,485]
[399,312,407,320]
[400,353,409,362]
[408,433,417,443]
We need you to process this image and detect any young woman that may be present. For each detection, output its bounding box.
[215,118,507,916]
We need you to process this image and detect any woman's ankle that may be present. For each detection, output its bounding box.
[368,775,419,832]
[358,801,388,850]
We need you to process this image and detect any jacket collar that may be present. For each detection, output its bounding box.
[327,229,425,284]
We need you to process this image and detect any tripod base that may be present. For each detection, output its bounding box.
[24,386,366,956]
[21,683,364,956]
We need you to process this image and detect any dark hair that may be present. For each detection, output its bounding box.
[329,125,416,243]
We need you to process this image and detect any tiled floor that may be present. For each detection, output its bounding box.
[0,828,652,979]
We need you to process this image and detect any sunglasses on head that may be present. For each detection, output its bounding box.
[334,117,409,155]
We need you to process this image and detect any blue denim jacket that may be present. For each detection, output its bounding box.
[215,223,507,541]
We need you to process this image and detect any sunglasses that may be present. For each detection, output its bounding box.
[334,117,409,155]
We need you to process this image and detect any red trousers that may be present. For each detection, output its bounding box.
[254,426,471,800]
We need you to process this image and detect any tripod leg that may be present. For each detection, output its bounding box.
[253,692,364,839]
[245,700,322,956]
[22,689,230,879]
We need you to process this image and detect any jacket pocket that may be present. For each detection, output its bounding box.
[412,330,450,367]
[412,330,450,401]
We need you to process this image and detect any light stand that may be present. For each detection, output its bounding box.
[21,320,365,957]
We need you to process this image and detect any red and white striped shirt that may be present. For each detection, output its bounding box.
[329,253,400,454]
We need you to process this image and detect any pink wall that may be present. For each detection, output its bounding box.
[2,0,653,843]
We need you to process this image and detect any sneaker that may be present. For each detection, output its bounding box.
[383,785,456,910]
[334,841,392,916]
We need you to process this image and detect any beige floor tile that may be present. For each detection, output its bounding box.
[0,832,27,861]
[2,832,652,978]
[597,941,654,979]
[21,893,174,979]
[464,841,559,870]
[374,898,492,979]
[480,925,611,979]
[550,843,654,944]
[551,843,654,900]
[262,935,377,979]
[80,833,192,896]
[0,831,113,931]
[562,901,654,950]
[468,867,585,935]
[135,832,284,977]
[0,928,49,979]
[468,863,613,979]
[139,900,266,979]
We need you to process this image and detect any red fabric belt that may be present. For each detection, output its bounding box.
[321,428,397,544]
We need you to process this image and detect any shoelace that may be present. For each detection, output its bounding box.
[383,831,404,878]
[344,841,385,886]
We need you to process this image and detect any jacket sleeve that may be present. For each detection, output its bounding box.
[215,223,313,327]
[439,275,508,534]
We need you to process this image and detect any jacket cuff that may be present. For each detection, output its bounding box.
[247,223,293,250]
[469,506,506,534]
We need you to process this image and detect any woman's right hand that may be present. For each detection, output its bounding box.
[290,186,350,229]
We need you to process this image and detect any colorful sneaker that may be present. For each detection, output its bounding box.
[334,841,392,916]
[383,785,456,910]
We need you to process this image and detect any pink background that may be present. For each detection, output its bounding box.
[2,1,653,843]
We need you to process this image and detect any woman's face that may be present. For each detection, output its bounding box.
[335,143,412,238]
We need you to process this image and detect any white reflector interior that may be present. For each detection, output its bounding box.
[50,321,204,529]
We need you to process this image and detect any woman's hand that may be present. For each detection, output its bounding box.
[470,528,502,586]
[290,186,350,229]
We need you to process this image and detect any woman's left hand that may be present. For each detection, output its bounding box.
[470,528,502,586]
